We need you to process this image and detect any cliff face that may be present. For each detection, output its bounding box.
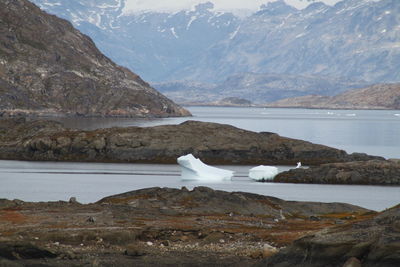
[0,0,190,117]
[268,83,400,109]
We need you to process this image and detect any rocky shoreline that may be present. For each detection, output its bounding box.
[0,118,381,166]
[1,186,387,267]
[274,160,400,185]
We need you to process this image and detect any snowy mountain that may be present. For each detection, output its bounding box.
[31,0,239,82]
[30,0,400,103]
[180,0,400,83]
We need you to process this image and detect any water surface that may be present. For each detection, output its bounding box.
[1,160,398,211]
[50,107,400,159]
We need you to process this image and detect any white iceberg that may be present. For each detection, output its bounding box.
[177,154,234,181]
[248,165,279,181]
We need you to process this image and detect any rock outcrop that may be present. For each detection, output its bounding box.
[0,118,382,165]
[274,160,400,185]
[98,186,370,217]
[268,83,400,110]
[0,0,189,117]
[258,204,400,267]
[0,187,374,266]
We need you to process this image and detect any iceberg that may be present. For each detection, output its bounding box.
[177,154,234,181]
[248,165,279,181]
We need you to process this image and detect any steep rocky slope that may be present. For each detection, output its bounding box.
[0,0,189,117]
[0,118,382,165]
[268,83,400,109]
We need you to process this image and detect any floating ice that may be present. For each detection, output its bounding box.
[248,165,279,181]
[177,154,234,181]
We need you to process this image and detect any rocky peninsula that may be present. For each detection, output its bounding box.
[275,160,400,185]
[0,186,382,267]
[0,118,381,165]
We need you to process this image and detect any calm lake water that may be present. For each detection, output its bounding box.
[0,160,399,211]
[52,107,400,159]
[1,107,399,210]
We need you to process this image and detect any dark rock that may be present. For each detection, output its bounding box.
[201,232,227,245]
[69,197,78,204]
[309,215,321,221]
[257,205,400,267]
[124,244,145,257]
[161,240,170,247]
[0,242,57,260]
[0,258,22,267]
[0,0,189,118]
[0,119,382,165]
[275,160,400,185]
[342,257,362,267]
[86,216,95,223]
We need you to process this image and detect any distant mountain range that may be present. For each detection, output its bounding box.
[267,83,400,109]
[153,73,369,104]
[30,0,400,104]
[0,0,188,117]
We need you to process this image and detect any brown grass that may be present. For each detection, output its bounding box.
[0,210,27,224]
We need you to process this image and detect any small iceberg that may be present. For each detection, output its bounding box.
[177,154,234,181]
[248,165,279,182]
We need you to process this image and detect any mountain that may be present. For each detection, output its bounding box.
[176,0,400,84]
[153,73,368,104]
[30,0,240,82]
[29,0,400,103]
[0,0,189,117]
[268,83,400,109]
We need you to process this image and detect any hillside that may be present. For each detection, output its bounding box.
[0,0,189,117]
[153,73,368,104]
[30,0,400,104]
[268,83,400,109]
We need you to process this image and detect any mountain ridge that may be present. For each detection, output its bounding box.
[267,83,400,109]
[30,0,400,103]
[0,0,189,117]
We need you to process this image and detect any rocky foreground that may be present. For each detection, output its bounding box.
[0,118,381,165]
[259,203,400,267]
[0,186,386,267]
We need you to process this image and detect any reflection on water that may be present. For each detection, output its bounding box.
[0,160,399,211]
[45,107,400,159]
